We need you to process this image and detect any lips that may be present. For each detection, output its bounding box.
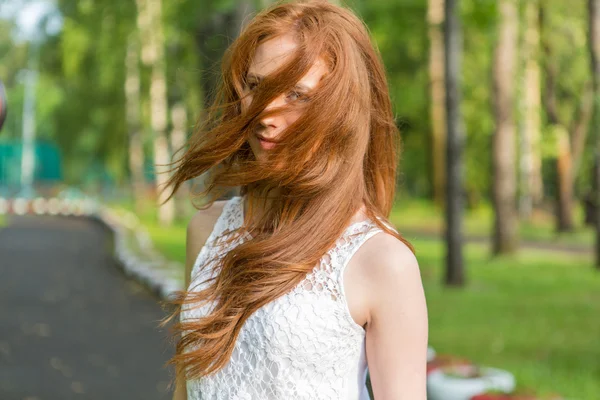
[255,134,278,150]
[255,134,278,144]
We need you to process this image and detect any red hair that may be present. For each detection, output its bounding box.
[163,0,413,380]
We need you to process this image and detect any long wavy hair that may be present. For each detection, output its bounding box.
[163,0,414,381]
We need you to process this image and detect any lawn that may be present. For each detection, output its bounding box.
[116,199,600,398]
[416,237,600,398]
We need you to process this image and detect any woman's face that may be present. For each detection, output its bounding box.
[241,34,328,160]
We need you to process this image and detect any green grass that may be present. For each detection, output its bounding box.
[143,221,187,263]
[114,198,600,398]
[415,237,600,398]
[110,199,188,264]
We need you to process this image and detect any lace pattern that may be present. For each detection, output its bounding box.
[181,196,386,400]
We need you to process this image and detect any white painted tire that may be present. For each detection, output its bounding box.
[427,347,436,362]
[32,197,47,215]
[427,366,515,400]
[48,198,60,215]
[13,198,28,215]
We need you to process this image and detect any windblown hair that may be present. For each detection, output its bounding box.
[163,0,414,381]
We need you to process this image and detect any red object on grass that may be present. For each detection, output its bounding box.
[426,354,472,374]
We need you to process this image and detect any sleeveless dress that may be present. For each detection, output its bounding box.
[181,195,392,400]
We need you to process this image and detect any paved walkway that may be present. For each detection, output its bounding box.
[0,215,174,400]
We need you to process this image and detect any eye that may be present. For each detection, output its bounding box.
[245,81,258,91]
[286,90,308,102]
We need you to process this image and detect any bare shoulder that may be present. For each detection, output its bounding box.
[358,231,419,283]
[352,230,423,317]
[350,229,419,276]
[184,199,229,286]
[344,229,423,329]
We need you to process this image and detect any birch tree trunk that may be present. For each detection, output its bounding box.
[125,34,146,214]
[444,0,465,286]
[170,102,189,219]
[137,0,174,225]
[492,0,519,254]
[520,0,543,218]
[429,0,447,207]
[588,0,600,269]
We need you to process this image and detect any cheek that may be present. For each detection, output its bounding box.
[284,110,302,127]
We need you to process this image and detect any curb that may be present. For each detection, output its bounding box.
[94,207,184,300]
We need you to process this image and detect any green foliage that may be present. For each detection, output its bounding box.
[0,0,594,204]
[462,5,496,204]
[361,0,430,195]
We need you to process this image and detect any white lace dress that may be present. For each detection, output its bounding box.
[181,196,389,400]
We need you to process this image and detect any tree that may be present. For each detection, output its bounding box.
[136,0,175,225]
[170,102,189,218]
[444,0,465,286]
[519,0,543,219]
[492,0,519,255]
[588,0,600,269]
[125,33,146,214]
[541,3,593,232]
[428,0,447,207]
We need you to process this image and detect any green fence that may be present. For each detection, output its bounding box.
[0,140,62,193]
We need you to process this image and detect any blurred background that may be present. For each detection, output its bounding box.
[0,0,599,399]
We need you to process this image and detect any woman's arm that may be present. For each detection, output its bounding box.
[171,201,228,400]
[364,234,429,400]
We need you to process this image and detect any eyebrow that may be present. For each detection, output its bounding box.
[246,72,311,92]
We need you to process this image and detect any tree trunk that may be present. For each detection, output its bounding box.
[429,0,447,207]
[520,0,543,218]
[588,0,600,269]
[125,34,146,214]
[492,0,519,255]
[556,127,575,231]
[444,0,465,286]
[571,86,594,178]
[137,0,175,225]
[170,102,189,219]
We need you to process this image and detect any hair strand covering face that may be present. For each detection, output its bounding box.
[159,0,415,381]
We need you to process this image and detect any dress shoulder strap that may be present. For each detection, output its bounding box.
[333,217,398,287]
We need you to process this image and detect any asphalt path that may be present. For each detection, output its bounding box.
[0,215,175,400]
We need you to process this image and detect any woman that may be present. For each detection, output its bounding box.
[164,1,428,399]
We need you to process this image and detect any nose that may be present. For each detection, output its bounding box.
[259,94,287,133]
